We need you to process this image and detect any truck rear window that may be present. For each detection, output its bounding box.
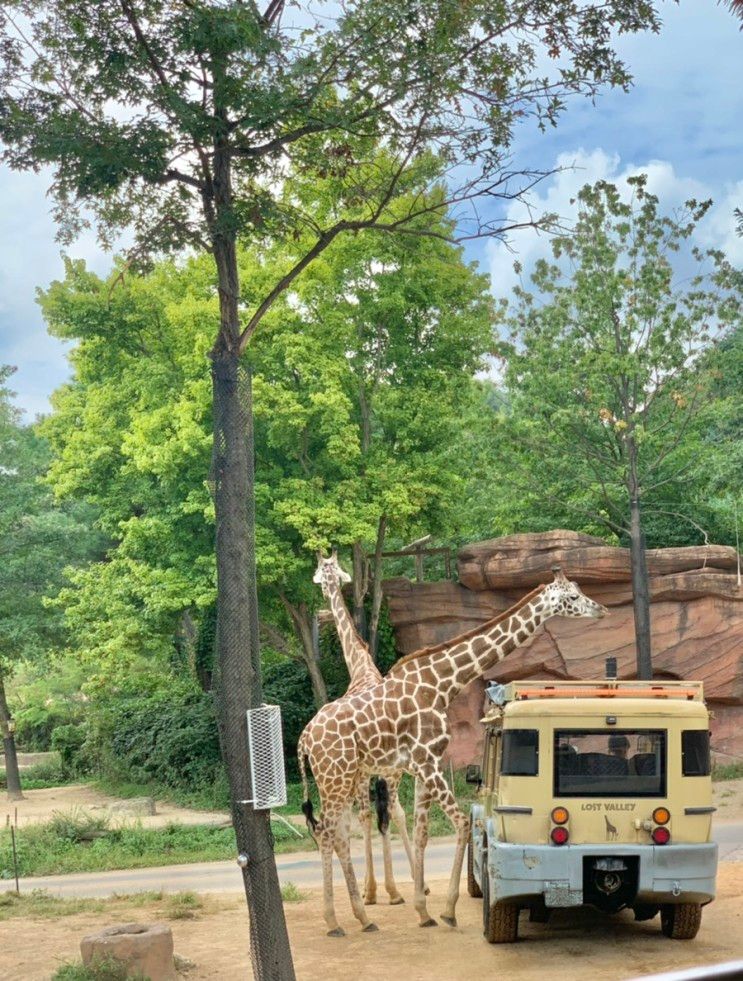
[502,729,538,775]
[554,729,666,798]
[682,730,710,776]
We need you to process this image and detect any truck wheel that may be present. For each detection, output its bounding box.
[660,903,702,940]
[467,836,482,898]
[482,866,519,943]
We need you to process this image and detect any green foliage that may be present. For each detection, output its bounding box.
[52,958,143,981]
[0,818,308,878]
[497,178,743,545]
[0,759,70,791]
[51,725,87,774]
[280,882,307,903]
[713,761,743,782]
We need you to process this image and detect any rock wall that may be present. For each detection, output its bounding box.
[383,531,743,768]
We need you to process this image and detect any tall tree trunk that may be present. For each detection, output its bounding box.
[368,515,388,660]
[0,671,23,802]
[278,596,329,708]
[210,130,295,977]
[352,541,368,639]
[627,441,653,680]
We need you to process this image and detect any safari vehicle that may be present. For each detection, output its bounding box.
[466,668,717,944]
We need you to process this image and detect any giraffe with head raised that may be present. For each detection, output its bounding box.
[300,551,416,908]
[299,566,607,935]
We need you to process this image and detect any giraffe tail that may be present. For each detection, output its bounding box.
[297,734,319,839]
[374,777,390,835]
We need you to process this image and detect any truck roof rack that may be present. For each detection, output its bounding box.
[487,679,704,705]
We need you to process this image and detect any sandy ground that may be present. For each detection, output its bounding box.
[714,779,743,822]
[1,864,741,981]
[1,784,230,830]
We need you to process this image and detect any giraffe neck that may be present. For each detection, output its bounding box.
[325,578,381,689]
[397,592,550,705]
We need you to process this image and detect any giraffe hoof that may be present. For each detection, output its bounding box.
[441,915,457,928]
[327,927,346,938]
[389,896,405,906]
[424,887,431,896]
[420,918,438,928]
[364,898,377,906]
[362,922,379,933]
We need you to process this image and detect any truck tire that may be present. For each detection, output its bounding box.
[482,860,518,943]
[660,903,702,940]
[467,835,482,898]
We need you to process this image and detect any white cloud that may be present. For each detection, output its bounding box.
[487,149,741,302]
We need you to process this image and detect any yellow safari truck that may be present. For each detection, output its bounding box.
[466,675,717,944]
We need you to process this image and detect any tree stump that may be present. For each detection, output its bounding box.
[80,922,175,980]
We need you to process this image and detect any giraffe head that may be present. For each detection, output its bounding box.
[313,550,351,597]
[540,566,607,619]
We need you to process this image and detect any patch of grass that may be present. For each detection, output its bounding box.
[0,760,80,791]
[163,890,203,919]
[280,882,307,903]
[0,889,106,920]
[713,761,743,782]
[94,772,229,813]
[0,816,311,878]
[52,957,147,981]
[0,888,172,921]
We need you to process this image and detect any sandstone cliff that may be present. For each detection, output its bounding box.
[383,531,743,766]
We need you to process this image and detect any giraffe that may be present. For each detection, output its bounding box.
[299,567,606,935]
[301,552,416,907]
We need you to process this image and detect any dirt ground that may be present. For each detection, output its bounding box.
[1,863,741,981]
[1,784,229,830]
[714,779,743,822]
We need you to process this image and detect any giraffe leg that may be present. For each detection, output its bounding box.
[319,806,345,937]
[412,778,437,927]
[424,767,469,928]
[381,778,404,904]
[334,805,378,932]
[357,784,377,905]
[391,778,429,895]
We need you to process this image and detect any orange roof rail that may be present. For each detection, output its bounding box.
[516,687,699,701]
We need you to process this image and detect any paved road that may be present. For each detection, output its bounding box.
[2,822,741,900]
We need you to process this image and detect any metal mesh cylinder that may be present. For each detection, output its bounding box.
[246,704,287,809]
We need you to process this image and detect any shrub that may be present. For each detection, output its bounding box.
[51,724,88,774]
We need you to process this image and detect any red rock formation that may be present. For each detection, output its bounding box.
[383,530,743,767]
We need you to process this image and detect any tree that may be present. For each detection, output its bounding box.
[0,3,663,973]
[499,178,742,678]
[0,367,100,799]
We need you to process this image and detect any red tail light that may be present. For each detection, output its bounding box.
[551,826,569,845]
[652,826,670,845]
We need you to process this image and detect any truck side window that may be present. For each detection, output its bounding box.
[682,730,711,776]
[501,729,538,776]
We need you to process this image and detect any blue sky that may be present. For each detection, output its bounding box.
[1,1,741,419]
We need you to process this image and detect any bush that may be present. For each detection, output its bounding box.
[51,724,88,774]
[52,957,146,981]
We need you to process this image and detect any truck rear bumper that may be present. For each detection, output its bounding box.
[484,836,718,908]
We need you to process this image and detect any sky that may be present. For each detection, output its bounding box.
[0,1,741,420]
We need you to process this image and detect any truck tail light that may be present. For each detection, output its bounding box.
[652,807,670,825]
[551,807,569,825]
[652,826,670,845]
[551,826,569,845]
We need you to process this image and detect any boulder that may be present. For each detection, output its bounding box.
[80,922,175,980]
[458,529,739,591]
[108,797,157,817]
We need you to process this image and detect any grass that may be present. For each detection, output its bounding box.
[52,957,146,981]
[280,881,307,903]
[713,761,743,782]
[0,760,77,792]
[0,887,211,921]
[0,812,312,878]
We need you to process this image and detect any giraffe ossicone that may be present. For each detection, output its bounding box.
[300,565,606,936]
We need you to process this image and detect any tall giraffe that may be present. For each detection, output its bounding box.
[299,567,606,935]
[300,552,416,907]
